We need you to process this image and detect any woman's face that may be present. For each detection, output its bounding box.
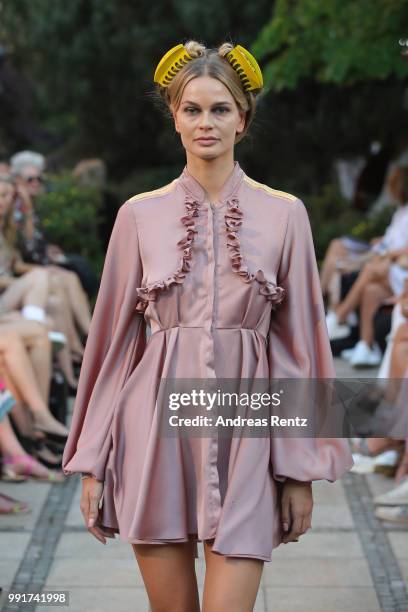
[172,75,246,161]
[0,181,14,217]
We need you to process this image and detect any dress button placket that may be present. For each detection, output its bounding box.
[202,200,222,537]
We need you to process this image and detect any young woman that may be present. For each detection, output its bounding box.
[0,172,83,387]
[326,165,408,367]
[62,40,353,612]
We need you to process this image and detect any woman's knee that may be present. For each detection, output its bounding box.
[26,267,49,285]
[362,282,388,303]
[328,238,344,253]
[0,330,21,349]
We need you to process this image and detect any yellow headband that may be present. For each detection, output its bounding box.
[153,43,263,92]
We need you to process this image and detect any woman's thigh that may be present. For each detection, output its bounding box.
[0,318,47,346]
[0,276,32,311]
[132,540,200,612]
[202,539,264,612]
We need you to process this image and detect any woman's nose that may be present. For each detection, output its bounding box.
[198,112,214,129]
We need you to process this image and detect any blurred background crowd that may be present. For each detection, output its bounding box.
[0,0,408,529]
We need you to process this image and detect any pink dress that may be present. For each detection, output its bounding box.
[62,161,353,562]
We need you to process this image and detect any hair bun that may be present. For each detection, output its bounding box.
[184,40,206,59]
[218,42,234,59]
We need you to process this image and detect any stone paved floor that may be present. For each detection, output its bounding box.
[0,358,407,611]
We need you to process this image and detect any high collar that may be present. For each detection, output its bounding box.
[178,161,244,203]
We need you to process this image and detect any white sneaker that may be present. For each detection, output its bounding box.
[350,453,375,473]
[325,310,351,340]
[350,340,382,368]
[341,345,357,361]
[375,505,408,525]
[373,477,408,506]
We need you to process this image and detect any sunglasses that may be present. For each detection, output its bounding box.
[25,175,44,183]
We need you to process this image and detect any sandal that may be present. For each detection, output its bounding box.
[1,455,28,482]
[0,492,30,515]
[32,426,68,444]
[13,433,62,470]
[2,454,65,483]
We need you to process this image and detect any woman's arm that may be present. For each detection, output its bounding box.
[267,198,354,483]
[62,200,147,482]
[12,250,38,275]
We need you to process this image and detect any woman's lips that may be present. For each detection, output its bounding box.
[195,138,218,145]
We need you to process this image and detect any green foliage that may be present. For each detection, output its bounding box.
[349,203,395,241]
[303,183,362,261]
[303,184,395,263]
[1,0,407,237]
[252,0,408,91]
[0,0,272,174]
[36,173,105,273]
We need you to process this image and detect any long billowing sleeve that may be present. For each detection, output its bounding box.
[267,198,354,483]
[62,200,147,481]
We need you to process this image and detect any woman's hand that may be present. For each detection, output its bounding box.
[281,479,313,543]
[80,477,116,544]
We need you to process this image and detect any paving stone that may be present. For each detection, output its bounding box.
[269,532,365,559]
[262,557,374,587]
[264,586,381,612]
[38,587,149,612]
[388,533,408,559]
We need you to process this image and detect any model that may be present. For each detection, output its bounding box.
[62,40,354,612]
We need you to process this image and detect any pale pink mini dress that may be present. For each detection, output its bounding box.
[62,161,353,561]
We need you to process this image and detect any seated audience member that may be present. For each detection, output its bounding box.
[326,165,408,367]
[10,150,98,298]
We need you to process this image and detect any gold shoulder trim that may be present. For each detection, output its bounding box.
[128,180,176,203]
[243,175,297,202]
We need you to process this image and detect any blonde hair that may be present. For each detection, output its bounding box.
[155,40,262,144]
[0,172,18,247]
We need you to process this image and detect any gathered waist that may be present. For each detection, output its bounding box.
[148,325,268,342]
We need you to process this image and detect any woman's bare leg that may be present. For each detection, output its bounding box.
[46,285,79,388]
[202,538,264,612]
[0,319,51,402]
[335,259,391,322]
[0,268,49,311]
[320,239,349,295]
[48,274,84,356]
[359,282,393,346]
[48,267,91,334]
[0,332,69,436]
[132,541,200,612]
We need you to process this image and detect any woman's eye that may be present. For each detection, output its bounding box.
[185,107,198,114]
[214,107,229,113]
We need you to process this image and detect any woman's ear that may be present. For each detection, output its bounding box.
[236,110,246,135]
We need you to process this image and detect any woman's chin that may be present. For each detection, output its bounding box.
[192,147,225,162]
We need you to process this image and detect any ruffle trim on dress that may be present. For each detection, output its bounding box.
[135,195,200,313]
[224,197,285,309]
